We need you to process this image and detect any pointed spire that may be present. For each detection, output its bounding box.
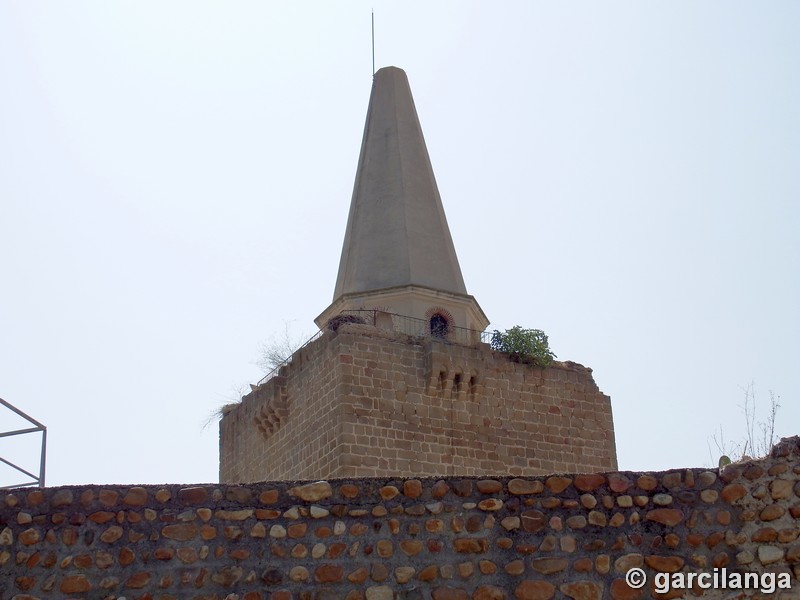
[316,67,488,332]
[334,66,467,297]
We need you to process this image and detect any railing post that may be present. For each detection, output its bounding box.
[39,428,47,488]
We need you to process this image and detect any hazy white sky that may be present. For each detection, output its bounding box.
[1,2,798,486]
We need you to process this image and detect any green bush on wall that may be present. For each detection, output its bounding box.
[490,326,556,367]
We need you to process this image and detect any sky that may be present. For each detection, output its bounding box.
[1,2,798,487]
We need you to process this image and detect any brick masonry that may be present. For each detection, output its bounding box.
[220,324,617,483]
[1,437,799,598]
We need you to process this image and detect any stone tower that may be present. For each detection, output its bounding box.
[219,67,617,482]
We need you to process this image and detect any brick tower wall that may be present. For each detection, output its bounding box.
[220,324,617,483]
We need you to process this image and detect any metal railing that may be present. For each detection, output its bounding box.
[0,397,47,489]
[256,330,323,387]
[338,309,492,346]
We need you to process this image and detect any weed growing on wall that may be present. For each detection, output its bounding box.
[490,326,556,367]
[710,382,782,466]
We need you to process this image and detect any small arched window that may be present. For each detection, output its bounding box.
[430,314,449,339]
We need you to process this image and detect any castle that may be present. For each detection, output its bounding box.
[219,67,617,483]
[2,67,797,600]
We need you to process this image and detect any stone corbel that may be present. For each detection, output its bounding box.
[253,376,289,439]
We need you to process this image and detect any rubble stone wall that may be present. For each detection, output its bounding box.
[220,325,617,483]
[2,438,799,599]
